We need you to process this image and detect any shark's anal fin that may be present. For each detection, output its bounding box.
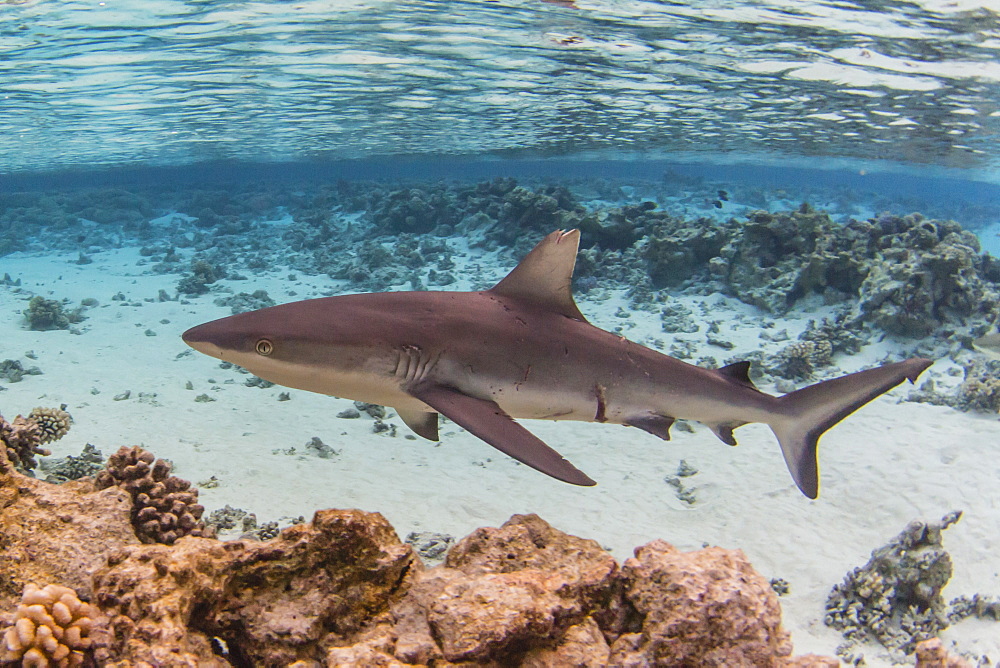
[626,414,675,440]
[409,382,596,486]
[396,406,439,441]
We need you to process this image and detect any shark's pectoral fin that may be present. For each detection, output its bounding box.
[409,383,596,486]
[626,414,675,441]
[396,406,439,441]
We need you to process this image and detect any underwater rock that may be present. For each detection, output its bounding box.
[610,539,793,666]
[62,511,834,666]
[913,638,972,668]
[0,447,137,614]
[91,509,418,667]
[404,531,454,566]
[94,445,215,545]
[825,511,962,655]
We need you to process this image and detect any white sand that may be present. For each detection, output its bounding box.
[1,243,998,665]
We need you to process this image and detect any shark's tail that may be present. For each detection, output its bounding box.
[769,358,932,499]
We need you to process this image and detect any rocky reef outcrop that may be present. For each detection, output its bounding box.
[0,446,834,667]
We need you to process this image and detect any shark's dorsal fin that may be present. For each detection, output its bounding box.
[489,229,588,322]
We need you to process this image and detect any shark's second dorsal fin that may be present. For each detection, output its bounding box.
[716,361,760,392]
[489,229,588,322]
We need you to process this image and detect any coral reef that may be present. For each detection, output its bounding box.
[80,512,832,666]
[0,445,835,666]
[908,358,1000,413]
[94,446,215,545]
[825,511,962,655]
[954,359,1000,412]
[0,583,100,667]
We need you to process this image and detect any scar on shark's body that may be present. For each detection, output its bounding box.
[183,229,932,498]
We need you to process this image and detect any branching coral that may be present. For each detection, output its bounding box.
[0,583,96,667]
[27,407,72,445]
[94,446,215,545]
[1,413,50,472]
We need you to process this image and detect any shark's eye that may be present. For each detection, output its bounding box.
[255,339,274,356]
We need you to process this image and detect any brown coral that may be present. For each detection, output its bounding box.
[0,583,97,667]
[0,412,50,472]
[27,407,72,445]
[95,445,215,545]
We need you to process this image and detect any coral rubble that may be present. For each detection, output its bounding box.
[94,446,216,545]
[0,583,99,667]
[825,511,962,655]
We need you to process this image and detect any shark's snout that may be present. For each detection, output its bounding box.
[182,323,226,358]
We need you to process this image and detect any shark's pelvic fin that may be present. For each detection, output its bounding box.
[625,414,675,440]
[770,358,932,499]
[488,228,588,322]
[396,406,439,441]
[409,382,596,486]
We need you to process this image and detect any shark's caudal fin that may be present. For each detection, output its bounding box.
[770,358,932,499]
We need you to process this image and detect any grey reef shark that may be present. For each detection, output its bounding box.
[183,229,932,498]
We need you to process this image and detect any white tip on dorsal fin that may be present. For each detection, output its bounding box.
[489,229,587,321]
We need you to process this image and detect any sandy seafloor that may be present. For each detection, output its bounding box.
[2,219,1000,665]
